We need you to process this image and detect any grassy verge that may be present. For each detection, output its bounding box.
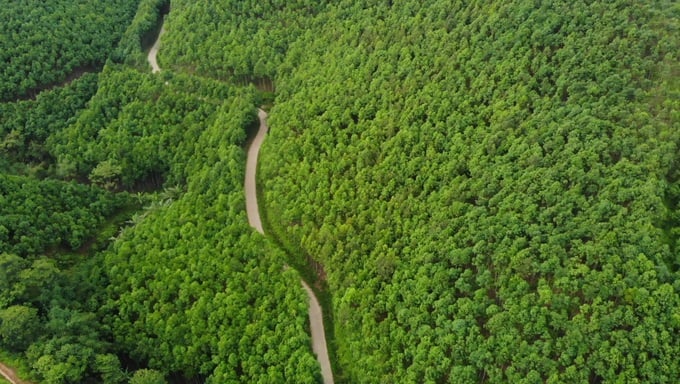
[255,158,346,383]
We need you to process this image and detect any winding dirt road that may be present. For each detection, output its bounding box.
[148,21,333,383]
[245,110,334,384]
[148,24,334,383]
[0,362,29,384]
[148,26,165,73]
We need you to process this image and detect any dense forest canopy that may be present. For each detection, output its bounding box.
[0,174,135,383]
[3,64,323,382]
[0,174,129,256]
[1,0,678,383]
[49,65,235,190]
[260,0,680,382]
[159,0,328,84]
[1,0,321,382]
[0,74,99,174]
[0,0,140,101]
[98,79,320,383]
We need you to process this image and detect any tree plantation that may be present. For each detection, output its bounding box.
[1,74,99,174]
[0,0,139,101]
[1,0,319,382]
[257,1,680,382]
[1,0,678,383]
[256,1,680,382]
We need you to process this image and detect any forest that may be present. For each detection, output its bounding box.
[1,0,320,382]
[1,0,679,383]
[0,0,140,101]
[257,1,680,382]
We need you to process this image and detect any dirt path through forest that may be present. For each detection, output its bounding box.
[246,110,334,384]
[151,19,334,382]
[0,362,30,384]
[148,26,165,73]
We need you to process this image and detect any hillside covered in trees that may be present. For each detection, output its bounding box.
[1,0,679,383]
[164,0,680,382]
[1,0,320,382]
[0,0,140,101]
[258,1,680,382]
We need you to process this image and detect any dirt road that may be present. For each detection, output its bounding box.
[151,21,333,381]
[148,26,165,73]
[245,109,269,233]
[0,362,29,384]
[245,110,334,384]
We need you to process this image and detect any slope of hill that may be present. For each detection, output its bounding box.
[0,0,140,101]
[1,1,323,382]
[258,1,680,382]
[1,0,678,383]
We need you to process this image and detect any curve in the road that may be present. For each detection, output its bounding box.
[148,26,165,73]
[245,110,334,384]
[149,21,333,383]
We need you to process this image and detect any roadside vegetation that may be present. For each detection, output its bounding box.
[1,0,678,383]
[0,0,320,382]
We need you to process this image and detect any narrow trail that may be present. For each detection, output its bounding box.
[0,362,29,384]
[150,20,334,383]
[148,26,165,73]
[246,110,335,384]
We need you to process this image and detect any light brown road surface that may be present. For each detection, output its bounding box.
[245,109,269,234]
[245,110,334,384]
[0,362,30,384]
[148,26,165,73]
[300,280,334,384]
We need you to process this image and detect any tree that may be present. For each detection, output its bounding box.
[95,354,128,384]
[90,160,123,191]
[129,369,167,384]
[0,253,27,307]
[0,305,40,351]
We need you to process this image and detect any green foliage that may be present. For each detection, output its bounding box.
[159,0,328,85]
[101,84,320,382]
[112,0,169,67]
[0,161,131,384]
[2,1,320,383]
[0,254,27,307]
[129,369,166,384]
[3,0,675,382]
[0,175,129,256]
[24,306,117,384]
[0,245,131,383]
[0,0,138,101]
[0,305,39,351]
[251,0,680,382]
[50,65,235,190]
[0,73,98,172]
[90,160,124,191]
[95,353,128,384]
[0,350,32,383]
